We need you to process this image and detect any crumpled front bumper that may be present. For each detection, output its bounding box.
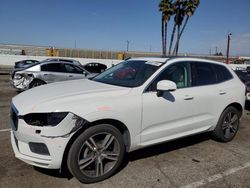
[10,112,83,169]
[10,78,30,90]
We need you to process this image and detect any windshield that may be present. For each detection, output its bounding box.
[93,60,163,87]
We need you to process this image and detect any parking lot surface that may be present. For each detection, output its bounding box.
[1,74,250,188]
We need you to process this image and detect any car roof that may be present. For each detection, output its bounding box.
[128,57,169,63]
[128,56,226,65]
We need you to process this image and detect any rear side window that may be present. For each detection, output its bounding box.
[191,62,217,86]
[213,64,233,83]
[46,63,63,72]
[41,64,47,71]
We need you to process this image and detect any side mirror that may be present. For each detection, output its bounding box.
[156,80,177,97]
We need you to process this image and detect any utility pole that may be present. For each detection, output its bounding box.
[126,40,130,52]
[226,33,232,64]
[215,46,218,55]
[74,40,77,48]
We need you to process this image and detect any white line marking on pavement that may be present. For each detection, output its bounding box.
[0,128,11,133]
[181,162,250,188]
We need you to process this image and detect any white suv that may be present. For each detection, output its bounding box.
[10,57,245,183]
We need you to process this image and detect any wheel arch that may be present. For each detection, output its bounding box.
[225,102,243,117]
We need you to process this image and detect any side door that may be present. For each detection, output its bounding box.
[141,61,203,145]
[62,63,87,80]
[188,61,224,129]
[40,63,66,83]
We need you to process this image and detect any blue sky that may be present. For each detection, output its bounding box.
[0,0,250,56]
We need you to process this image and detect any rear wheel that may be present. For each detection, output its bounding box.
[29,80,45,88]
[212,106,240,142]
[67,124,125,183]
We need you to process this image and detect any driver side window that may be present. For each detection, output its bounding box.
[146,62,191,92]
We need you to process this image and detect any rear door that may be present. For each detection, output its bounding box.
[40,63,67,83]
[188,61,228,128]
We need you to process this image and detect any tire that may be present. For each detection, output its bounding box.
[67,124,125,183]
[29,80,45,88]
[212,106,240,142]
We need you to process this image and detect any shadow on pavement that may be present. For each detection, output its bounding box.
[34,166,73,180]
[127,132,210,161]
[34,132,211,180]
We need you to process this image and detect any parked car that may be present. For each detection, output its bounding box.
[83,62,107,73]
[14,59,40,69]
[10,61,93,91]
[10,57,245,183]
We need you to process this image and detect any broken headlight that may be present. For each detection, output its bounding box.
[23,112,68,127]
[14,74,22,79]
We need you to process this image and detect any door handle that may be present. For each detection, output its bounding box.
[219,91,226,95]
[68,75,73,77]
[43,74,49,76]
[184,96,194,100]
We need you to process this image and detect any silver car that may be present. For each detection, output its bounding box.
[11,61,94,91]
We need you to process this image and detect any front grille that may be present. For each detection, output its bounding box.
[10,104,19,131]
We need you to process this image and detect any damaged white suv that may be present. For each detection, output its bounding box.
[10,57,245,183]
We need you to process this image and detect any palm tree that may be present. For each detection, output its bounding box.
[168,0,179,55]
[173,0,185,55]
[159,0,174,56]
[173,0,200,55]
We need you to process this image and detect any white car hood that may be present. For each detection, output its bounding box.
[12,79,131,115]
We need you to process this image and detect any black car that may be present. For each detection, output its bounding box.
[83,62,107,73]
[14,59,39,69]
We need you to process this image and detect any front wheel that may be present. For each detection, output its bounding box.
[29,80,45,88]
[67,124,125,183]
[212,106,240,142]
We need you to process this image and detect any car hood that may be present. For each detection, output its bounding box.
[12,79,131,115]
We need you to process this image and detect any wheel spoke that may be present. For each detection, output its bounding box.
[230,126,237,134]
[102,151,119,161]
[222,122,229,130]
[89,137,98,149]
[79,156,96,170]
[85,140,95,151]
[96,159,104,177]
[230,114,238,124]
[102,134,114,149]
[227,112,232,122]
